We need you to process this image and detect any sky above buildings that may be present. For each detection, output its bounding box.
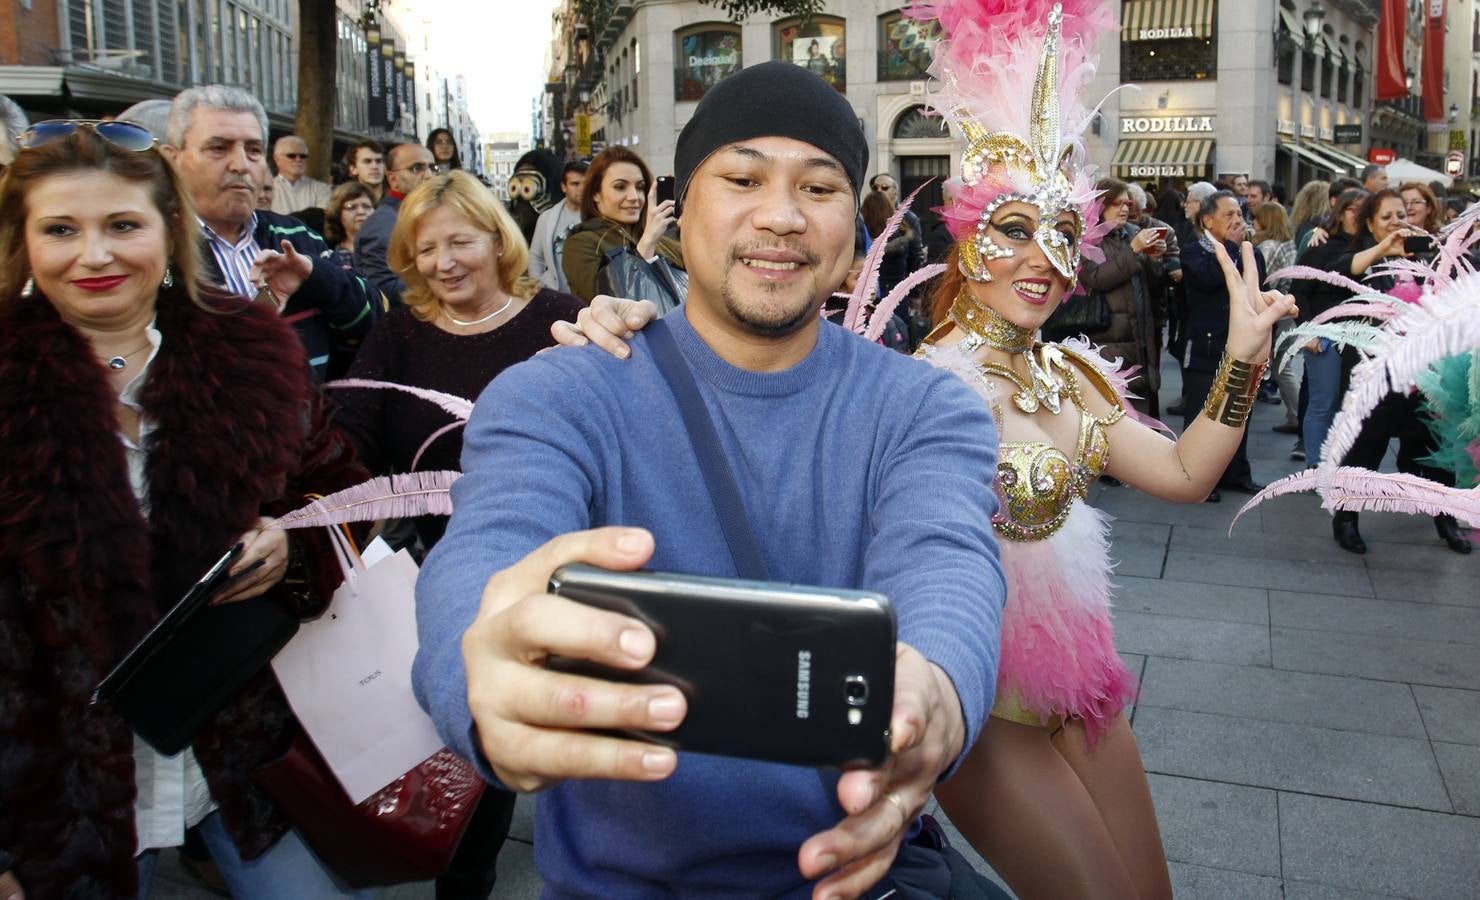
[440,0,561,137]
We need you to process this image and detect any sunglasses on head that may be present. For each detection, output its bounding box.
[18,119,157,152]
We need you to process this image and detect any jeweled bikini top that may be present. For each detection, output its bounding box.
[984,346,1124,542]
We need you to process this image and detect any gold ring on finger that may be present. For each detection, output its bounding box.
[885,791,908,824]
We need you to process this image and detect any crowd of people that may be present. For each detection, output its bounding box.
[0,1,1475,898]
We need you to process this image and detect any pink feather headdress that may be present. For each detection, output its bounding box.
[906,0,1117,284]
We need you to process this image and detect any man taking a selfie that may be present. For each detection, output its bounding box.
[414,62,1007,898]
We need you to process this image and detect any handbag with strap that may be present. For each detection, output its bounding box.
[252,524,485,888]
[1040,289,1110,343]
[644,319,1008,900]
[597,245,688,315]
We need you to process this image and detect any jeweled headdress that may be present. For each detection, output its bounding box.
[906,0,1116,284]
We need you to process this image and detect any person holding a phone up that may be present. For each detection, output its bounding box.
[415,60,1009,899]
[1317,188,1472,555]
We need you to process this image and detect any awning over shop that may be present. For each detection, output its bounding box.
[1278,7,1301,37]
[1309,142,1367,174]
[1280,141,1342,175]
[1122,0,1215,42]
[1110,137,1215,179]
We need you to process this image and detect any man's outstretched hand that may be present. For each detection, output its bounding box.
[798,644,967,900]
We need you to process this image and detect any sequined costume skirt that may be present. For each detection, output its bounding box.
[991,501,1137,745]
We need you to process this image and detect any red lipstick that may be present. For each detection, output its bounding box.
[71,276,127,292]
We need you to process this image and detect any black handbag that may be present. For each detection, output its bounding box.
[1041,289,1110,343]
[596,246,687,314]
[94,546,300,755]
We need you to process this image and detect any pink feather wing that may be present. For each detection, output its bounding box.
[270,470,462,530]
[865,263,946,342]
[846,181,933,333]
[325,378,475,421]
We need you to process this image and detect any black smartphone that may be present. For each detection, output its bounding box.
[1403,234,1434,255]
[547,564,896,769]
[655,175,675,205]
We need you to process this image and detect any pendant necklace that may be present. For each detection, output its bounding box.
[950,289,1066,415]
[104,343,152,371]
[442,294,514,327]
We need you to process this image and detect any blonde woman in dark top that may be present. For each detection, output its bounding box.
[338,172,583,545]
[561,146,682,301]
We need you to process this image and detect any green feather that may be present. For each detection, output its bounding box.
[1418,351,1480,487]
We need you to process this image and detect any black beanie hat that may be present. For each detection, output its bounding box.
[674,60,868,213]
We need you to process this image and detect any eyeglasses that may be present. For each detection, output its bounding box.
[396,162,443,175]
[283,152,309,160]
[18,119,156,152]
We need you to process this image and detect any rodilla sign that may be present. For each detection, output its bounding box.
[1121,116,1216,134]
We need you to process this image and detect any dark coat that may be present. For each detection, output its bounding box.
[354,193,405,308]
[199,209,380,381]
[0,288,366,898]
[1293,237,1356,324]
[561,217,683,303]
[1080,224,1163,393]
[1182,236,1268,372]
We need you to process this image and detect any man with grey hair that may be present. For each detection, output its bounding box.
[163,85,379,380]
[1180,189,1267,501]
[1361,163,1388,193]
[270,135,331,216]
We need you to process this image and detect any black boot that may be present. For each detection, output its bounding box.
[1333,511,1366,555]
[1435,515,1473,554]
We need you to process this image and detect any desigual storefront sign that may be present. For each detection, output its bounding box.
[1121,116,1215,134]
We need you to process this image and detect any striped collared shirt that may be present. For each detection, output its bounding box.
[200,214,261,299]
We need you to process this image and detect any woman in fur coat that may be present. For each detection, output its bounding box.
[0,124,367,898]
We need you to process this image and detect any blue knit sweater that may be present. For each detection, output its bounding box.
[414,310,1006,897]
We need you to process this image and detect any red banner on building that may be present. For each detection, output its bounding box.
[1375,0,1408,101]
[1423,0,1447,123]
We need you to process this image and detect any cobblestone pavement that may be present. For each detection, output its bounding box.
[154,358,1480,899]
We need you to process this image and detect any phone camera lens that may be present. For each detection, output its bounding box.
[845,675,868,707]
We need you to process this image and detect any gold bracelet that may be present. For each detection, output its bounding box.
[1201,352,1267,428]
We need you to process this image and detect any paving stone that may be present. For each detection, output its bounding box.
[1163,549,1374,597]
[487,838,542,898]
[1148,774,1279,876]
[1368,568,1480,607]
[1166,861,1283,900]
[1362,538,1480,577]
[1135,707,1452,811]
[1092,486,1248,530]
[1272,626,1480,690]
[1280,881,1406,900]
[1138,657,1427,739]
[1172,524,1366,567]
[1113,576,1268,624]
[1414,685,1480,745]
[1247,494,1330,538]
[509,791,535,842]
[1110,538,1165,578]
[1112,610,1272,666]
[1279,792,1480,899]
[1433,741,1480,817]
[1109,520,1170,546]
[1270,589,1480,646]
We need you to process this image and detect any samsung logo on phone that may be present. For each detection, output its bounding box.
[796,650,812,719]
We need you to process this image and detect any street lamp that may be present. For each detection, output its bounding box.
[1302,3,1325,43]
[1451,103,1460,123]
[1405,67,1415,94]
